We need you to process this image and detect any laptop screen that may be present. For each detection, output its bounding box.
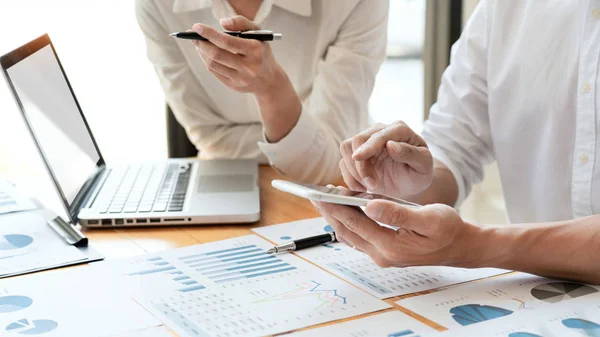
[3,41,102,206]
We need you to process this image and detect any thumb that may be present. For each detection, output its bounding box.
[365,200,427,233]
[220,15,261,31]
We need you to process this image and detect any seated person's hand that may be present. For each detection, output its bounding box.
[190,16,284,96]
[312,197,482,268]
[339,121,434,200]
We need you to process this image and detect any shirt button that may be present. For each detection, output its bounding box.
[584,82,592,93]
[594,9,600,19]
[580,153,590,164]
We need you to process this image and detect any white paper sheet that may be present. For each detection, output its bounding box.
[0,265,161,337]
[129,235,391,337]
[0,210,87,276]
[110,326,174,337]
[0,181,36,216]
[285,311,437,337]
[397,272,600,330]
[253,218,508,299]
[422,293,600,337]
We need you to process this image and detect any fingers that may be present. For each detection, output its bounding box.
[352,121,425,161]
[339,160,366,192]
[318,201,396,249]
[339,141,366,191]
[193,40,241,70]
[385,141,433,174]
[351,124,385,188]
[311,201,393,267]
[364,200,431,236]
[220,15,261,31]
[192,23,258,55]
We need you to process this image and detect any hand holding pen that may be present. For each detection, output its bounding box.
[180,16,285,95]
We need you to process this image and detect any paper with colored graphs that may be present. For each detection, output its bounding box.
[0,210,87,277]
[421,292,600,337]
[397,272,600,329]
[286,311,437,337]
[253,217,508,299]
[0,265,161,337]
[129,235,391,337]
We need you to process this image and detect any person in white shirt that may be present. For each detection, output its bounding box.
[313,0,600,284]
[135,0,388,183]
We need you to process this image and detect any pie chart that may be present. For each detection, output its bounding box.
[5,319,57,335]
[0,234,33,250]
[531,282,598,303]
[450,304,513,326]
[0,296,33,313]
[562,318,600,337]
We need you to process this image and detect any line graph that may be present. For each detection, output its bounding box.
[255,281,347,310]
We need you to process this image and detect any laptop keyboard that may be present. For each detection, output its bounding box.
[95,163,191,214]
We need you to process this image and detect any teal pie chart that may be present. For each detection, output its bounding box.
[0,235,33,250]
[0,296,33,313]
[562,318,600,337]
[6,319,57,335]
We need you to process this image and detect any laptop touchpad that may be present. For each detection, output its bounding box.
[197,174,254,193]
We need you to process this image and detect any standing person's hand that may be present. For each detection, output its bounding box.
[189,15,302,143]
[190,16,284,96]
[339,121,434,200]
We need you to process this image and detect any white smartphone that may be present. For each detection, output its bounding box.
[271,180,421,208]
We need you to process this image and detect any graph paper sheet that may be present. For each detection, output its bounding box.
[133,235,390,337]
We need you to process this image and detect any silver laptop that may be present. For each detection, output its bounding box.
[0,34,260,228]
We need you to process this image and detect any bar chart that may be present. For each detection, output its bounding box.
[179,245,296,284]
[126,257,205,293]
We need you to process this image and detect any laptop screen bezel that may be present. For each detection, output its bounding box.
[0,34,106,225]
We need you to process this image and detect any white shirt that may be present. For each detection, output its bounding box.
[135,0,388,184]
[423,0,600,224]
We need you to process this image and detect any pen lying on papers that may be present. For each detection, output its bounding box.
[267,232,337,254]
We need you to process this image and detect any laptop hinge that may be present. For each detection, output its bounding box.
[69,165,107,223]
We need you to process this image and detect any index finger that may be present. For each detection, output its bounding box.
[352,121,425,161]
[319,201,397,248]
[192,24,258,55]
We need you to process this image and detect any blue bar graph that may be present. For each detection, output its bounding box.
[127,266,176,276]
[200,255,276,272]
[203,259,281,276]
[179,245,257,260]
[182,248,263,265]
[173,276,191,281]
[182,280,199,285]
[190,252,267,269]
[208,263,290,280]
[180,285,206,293]
[216,267,297,283]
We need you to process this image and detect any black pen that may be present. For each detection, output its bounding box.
[170,30,283,41]
[266,232,337,254]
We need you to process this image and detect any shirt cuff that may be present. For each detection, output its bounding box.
[257,108,318,175]
[427,145,466,209]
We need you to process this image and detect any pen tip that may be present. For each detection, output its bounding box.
[169,32,177,37]
[266,248,276,254]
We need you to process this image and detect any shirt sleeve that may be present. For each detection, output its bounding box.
[421,0,494,207]
[258,0,389,184]
[135,0,265,160]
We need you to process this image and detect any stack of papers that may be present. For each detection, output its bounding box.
[0,210,88,277]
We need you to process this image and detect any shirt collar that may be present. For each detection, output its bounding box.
[172,0,312,17]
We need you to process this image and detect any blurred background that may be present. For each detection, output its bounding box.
[0,0,506,224]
